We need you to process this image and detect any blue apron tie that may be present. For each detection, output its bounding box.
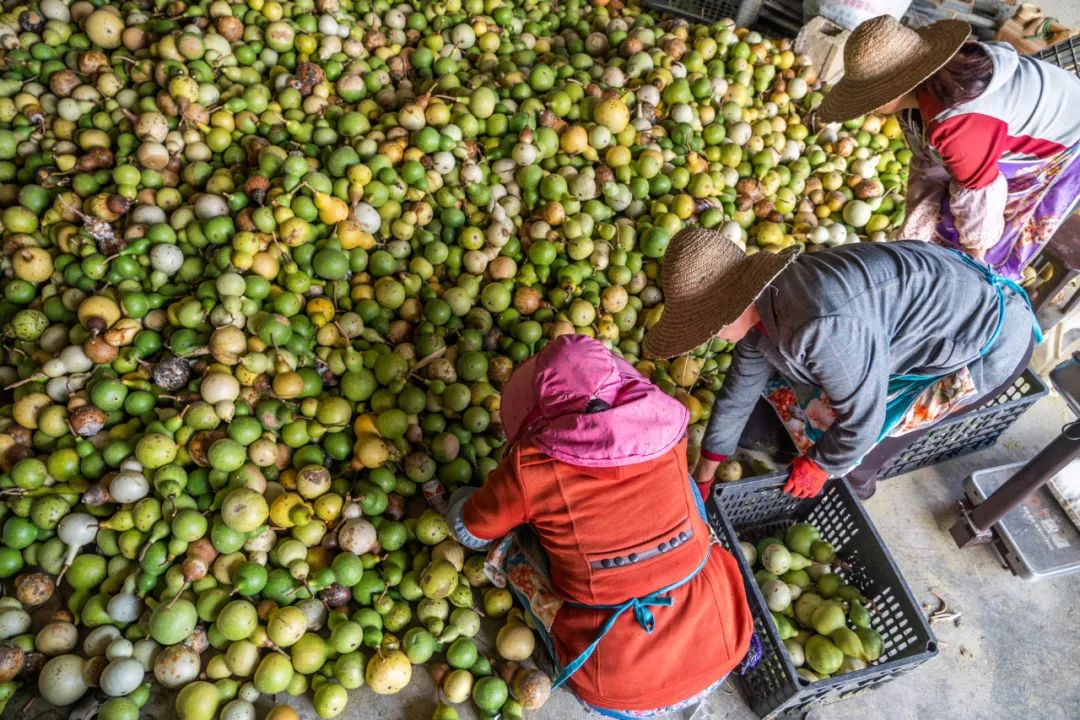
[949,250,1043,346]
[552,548,711,689]
[878,251,1043,440]
[547,477,722,691]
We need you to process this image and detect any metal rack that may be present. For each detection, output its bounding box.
[755,0,804,36]
[904,0,1017,39]
[1037,35,1080,75]
[951,353,1080,579]
[641,0,763,27]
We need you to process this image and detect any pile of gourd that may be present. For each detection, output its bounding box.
[0,0,910,718]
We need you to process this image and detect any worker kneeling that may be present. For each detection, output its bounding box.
[447,334,756,717]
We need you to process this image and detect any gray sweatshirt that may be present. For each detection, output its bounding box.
[702,241,1034,474]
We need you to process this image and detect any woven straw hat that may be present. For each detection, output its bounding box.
[817,16,971,124]
[642,229,799,359]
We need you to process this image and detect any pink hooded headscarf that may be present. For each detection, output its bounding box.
[499,334,689,467]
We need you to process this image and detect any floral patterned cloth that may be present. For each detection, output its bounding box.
[485,532,563,632]
[763,378,838,454]
[763,367,979,456]
[899,110,1080,280]
[889,368,978,436]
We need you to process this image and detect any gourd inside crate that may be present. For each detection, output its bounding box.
[708,478,938,718]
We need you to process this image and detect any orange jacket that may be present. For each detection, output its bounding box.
[462,439,753,710]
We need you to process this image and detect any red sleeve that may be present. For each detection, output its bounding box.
[927,113,1008,189]
[461,454,528,541]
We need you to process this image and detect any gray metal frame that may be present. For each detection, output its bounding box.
[950,352,1080,547]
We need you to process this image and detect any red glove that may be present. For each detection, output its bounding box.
[696,480,714,501]
[783,456,828,498]
[695,451,727,501]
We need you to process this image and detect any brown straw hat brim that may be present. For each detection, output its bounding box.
[817,19,971,124]
[643,247,799,359]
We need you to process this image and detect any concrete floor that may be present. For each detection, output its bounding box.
[1036,0,1080,27]
[13,386,1071,720]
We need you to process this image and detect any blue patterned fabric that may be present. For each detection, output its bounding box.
[445,486,488,550]
[877,249,1042,440]
[737,632,763,675]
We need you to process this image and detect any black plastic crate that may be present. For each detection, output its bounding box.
[707,476,938,719]
[643,0,763,27]
[755,0,803,36]
[1037,36,1080,77]
[877,368,1048,479]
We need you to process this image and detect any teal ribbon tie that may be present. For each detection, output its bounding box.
[552,593,675,689]
[876,251,1042,441]
[552,549,710,690]
[950,250,1043,346]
